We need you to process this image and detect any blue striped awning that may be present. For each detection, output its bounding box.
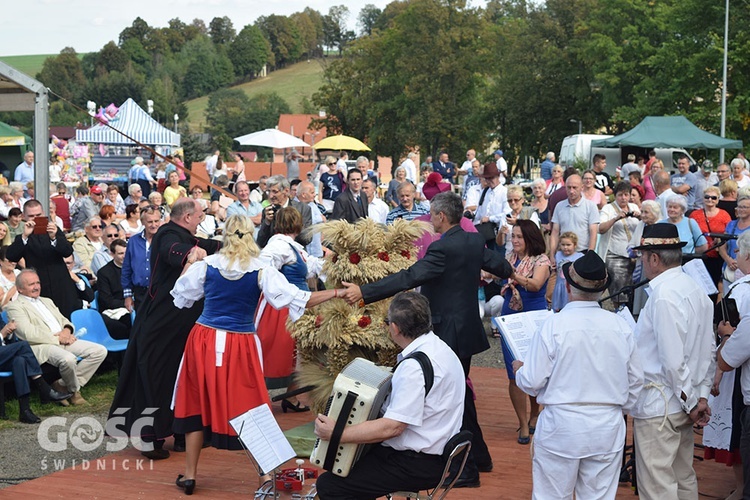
[75,98,180,146]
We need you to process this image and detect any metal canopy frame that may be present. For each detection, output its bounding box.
[0,61,49,210]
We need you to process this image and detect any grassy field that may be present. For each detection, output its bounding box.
[0,54,69,78]
[185,58,329,131]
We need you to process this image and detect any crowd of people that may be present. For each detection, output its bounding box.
[3,147,750,499]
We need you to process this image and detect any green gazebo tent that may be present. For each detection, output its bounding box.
[591,116,743,150]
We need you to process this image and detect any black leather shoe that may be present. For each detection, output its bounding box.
[477,461,493,473]
[141,448,170,460]
[173,442,186,452]
[40,387,73,404]
[19,409,41,424]
[176,474,196,495]
[453,474,481,488]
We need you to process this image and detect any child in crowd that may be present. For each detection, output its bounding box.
[552,232,584,312]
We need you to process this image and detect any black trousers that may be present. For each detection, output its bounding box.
[103,314,132,340]
[460,356,491,475]
[0,341,42,397]
[316,445,444,500]
[740,406,750,498]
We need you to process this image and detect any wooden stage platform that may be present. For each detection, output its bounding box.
[3,367,737,499]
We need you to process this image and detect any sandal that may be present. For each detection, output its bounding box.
[491,328,501,339]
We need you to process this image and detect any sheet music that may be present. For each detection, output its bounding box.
[682,259,718,295]
[492,310,552,361]
[616,306,637,333]
[229,404,296,474]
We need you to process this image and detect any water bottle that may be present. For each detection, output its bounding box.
[75,327,87,339]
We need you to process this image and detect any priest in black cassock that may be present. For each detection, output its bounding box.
[108,198,221,459]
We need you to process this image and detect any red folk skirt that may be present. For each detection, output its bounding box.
[256,304,296,390]
[173,324,270,450]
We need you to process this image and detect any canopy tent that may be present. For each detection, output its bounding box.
[591,115,743,150]
[76,98,180,146]
[0,120,31,147]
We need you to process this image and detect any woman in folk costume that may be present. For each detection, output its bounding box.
[171,215,342,495]
[256,207,325,412]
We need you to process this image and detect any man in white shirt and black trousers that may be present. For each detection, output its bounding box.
[513,251,643,499]
[314,291,465,499]
[630,223,714,499]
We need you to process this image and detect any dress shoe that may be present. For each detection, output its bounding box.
[51,380,67,393]
[453,474,481,488]
[19,409,41,424]
[477,461,493,473]
[176,474,196,495]
[142,448,170,460]
[69,392,88,405]
[281,399,310,413]
[40,386,73,404]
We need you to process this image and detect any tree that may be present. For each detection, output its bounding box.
[36,47,86,102]
[291,8,325,58]
[255,15,303,68]
[96,41,129,74]
[209,16,236,45]
[245,92,292,132]
[119,17,151,46]
[229,25,272,78]
[205,88,252,139]
[180,36,235,99]
[323,5,350,55]
[358,4,383,36]
[85,63,146,107]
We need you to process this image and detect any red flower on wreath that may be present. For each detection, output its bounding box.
[401,250,411,259]
[377,251,389,262]
[349,253,361,264]
[358,316,372,328]
[331,254,338,263]
[315,315,323,328]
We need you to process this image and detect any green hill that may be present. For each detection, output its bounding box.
[185,59,327,130]
[0,53,85,78]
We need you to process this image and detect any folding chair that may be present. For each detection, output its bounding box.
[387,430,473,500]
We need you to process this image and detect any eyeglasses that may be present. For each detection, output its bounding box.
[384,318,392,326]
[507,198,522,203]
[704,195,719,200]
[105,233,118,238]
[737,206,750,211]
[90,223,106,229]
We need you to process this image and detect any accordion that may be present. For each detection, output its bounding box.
[310,358,393,477]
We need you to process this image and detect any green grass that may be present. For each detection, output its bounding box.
[0,54,79,79]
[0,367,118,431]
[185,58,329,130]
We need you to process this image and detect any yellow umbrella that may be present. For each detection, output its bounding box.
[314,134,371,152]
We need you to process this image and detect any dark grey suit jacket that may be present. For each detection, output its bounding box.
[256,199,313,247]
[361,225,512,359]
[330,189,368,223]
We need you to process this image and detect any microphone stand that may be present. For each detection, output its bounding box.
[598,279,650,306]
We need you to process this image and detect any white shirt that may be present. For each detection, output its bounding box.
[368,198,389,225]
[733,175,750,190]
[722,275,750,404]
[516,301,643,457]
[464,184,482,208]
[306,201,324,258]
[655,188,680,219]
[496,157,508,185]
[336,159,348,175]
[597,202,640,258]
[382,332,465,455]
[473,183,509,226]
[20,295,62,334]
[257,234,324,278]
[400,158,417,183]
[632,267,715,419]
[205,154,218,177]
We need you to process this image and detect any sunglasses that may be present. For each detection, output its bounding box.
[704,195,718,200]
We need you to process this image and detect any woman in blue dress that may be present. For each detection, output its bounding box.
[171,215,341,495]
[500,219,551,444]
[256,207,325,411]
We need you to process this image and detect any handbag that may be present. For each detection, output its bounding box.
[714,282,746,327]
[476,222,498,242]
[508,286,524,312]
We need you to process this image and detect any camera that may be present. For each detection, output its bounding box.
[272,204,281,214]
[625,211,635,218]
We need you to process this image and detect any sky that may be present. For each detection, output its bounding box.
[0,0,404,56]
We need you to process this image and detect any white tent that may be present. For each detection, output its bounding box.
[76,98,180,146]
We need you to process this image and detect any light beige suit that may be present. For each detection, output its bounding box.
[6,296,106,392]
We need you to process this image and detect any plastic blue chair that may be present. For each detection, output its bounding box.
[90,291,99,311]
[70,309,128,353]
[1,310,8,325]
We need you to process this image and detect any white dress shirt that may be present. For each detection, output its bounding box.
[382,332,465,455]
[21,295,62,334]
[368,198,389,225]
[722,275,750,404]
[473,184,509,226]
[400,158,417,183]
[632,267,715,419]
[516,301,643,457]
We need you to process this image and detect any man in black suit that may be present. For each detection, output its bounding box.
[432,152,456,184]
[330,168,368,223]
[6,200,79,317]
[96,238,131,340]
[256,175,313,247]
[341,191,512,488]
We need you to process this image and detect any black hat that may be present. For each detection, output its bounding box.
[562,251,612,293]
[632,223,687,251]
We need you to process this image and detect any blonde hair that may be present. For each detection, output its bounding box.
[559,231,578,247]
[221,215,260,267]
[704,185,720,198]
[721,179,738,198]
[506,185,523,198]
